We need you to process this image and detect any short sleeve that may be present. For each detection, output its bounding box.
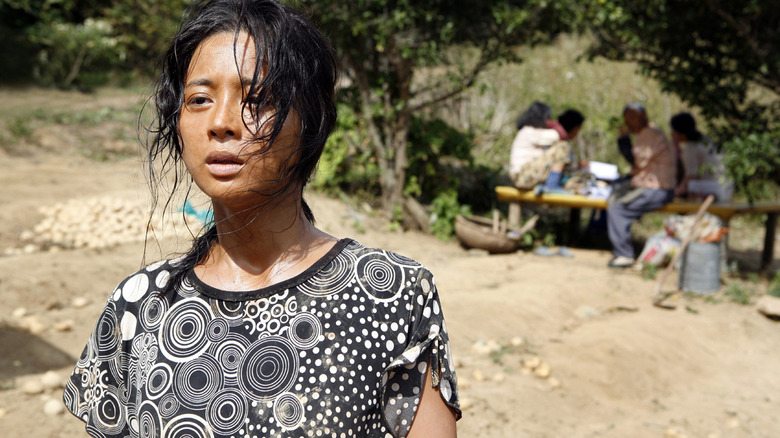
[63,279,138,437]
[380,268,460,437]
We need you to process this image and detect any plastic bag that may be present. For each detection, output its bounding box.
[636,231,681,268]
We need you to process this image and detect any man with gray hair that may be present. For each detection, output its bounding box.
[607,102,677,268]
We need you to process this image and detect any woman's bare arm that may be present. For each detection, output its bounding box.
[406,363,457,438]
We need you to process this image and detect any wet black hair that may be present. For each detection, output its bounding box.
[515,101,551,130]
[143,0,337,291]
[670,112,702,142]
[557,109,585,134]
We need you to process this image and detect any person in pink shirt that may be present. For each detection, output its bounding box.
[607,102,677,268]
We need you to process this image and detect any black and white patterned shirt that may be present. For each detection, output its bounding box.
[64,239,460,438]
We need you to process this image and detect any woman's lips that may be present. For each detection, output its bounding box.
[206,153,245,177]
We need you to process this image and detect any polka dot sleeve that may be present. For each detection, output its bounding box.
[380,268,460,437]
[63,281,131,438]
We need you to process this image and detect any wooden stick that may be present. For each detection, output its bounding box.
[653,194,716,309]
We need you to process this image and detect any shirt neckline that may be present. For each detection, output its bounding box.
[186,238,353,301]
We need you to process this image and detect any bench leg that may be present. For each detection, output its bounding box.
[720,219,729,273]
[762,212,778,271]
[508,202,522,230]
[568,208,582,244]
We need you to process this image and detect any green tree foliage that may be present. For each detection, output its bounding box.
[583,0,780,200]
[0,0,190,87]
[293,0,581,212]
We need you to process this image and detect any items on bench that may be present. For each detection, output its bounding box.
[495,185,780,270]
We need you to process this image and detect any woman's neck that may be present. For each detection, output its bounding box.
[195,197,337,291]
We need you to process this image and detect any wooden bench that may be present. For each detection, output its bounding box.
[495,185,780,270]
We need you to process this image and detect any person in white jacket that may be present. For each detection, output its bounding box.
[509,102,570,190]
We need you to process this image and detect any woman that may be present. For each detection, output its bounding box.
[670,112,731,200]
[63,1,459,437]
[508,102,570,190]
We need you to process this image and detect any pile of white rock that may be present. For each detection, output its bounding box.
[4,196,203,255]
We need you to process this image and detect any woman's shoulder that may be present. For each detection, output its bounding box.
[108,257,183,304]
[340,239,426,269]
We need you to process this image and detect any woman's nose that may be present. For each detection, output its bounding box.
[209,100,241,139]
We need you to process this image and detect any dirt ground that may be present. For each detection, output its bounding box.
[1,88,779,438]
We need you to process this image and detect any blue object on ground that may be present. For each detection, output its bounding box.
[180,200,215,226]
[533,246,554,257]
[556,246,574,258]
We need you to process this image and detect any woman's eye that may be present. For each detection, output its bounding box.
[187,96,210,107]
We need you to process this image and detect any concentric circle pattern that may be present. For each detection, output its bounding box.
[172,354,223,409]
[298,251,356,297]
[210,300,244,325]
[94,305,120,360]
[139,294,168,331]
[238,336,298,400]
[144,363,173,400]
[137,401,162,438]
[206,388,248,435]
[385,250,420,267]
[274,392,304,430]
[162,414,214,438]
[356,254,404,301]
[287,312,322,350]
[91,385,125,436]
[158,394,179,419]
[159,298,212,362]
[208,333,249,384]
[207,318,229,343]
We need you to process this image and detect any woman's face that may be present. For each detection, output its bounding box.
[179,31,300,211]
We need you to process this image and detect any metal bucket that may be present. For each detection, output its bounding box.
[679,242,721,294]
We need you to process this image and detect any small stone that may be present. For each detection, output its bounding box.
[534,362,551,379]
[12,307,28,319]
[22,316,45,334]
[22,380,45,395]
[523,356,541,370]
[470,340,492,356]
[0,408,7,418]
[472,370,485,382]
[54,320,74,332]
[509,337,524,347]
[548,377,561,388]
[492,373,506,382]
[665,427,681,437]
[23,244,37,254]
[756,296,780,319]
[72,297,89,308]
[459,397,473,411]
[727,418,740,429]
[574,305,600,320]
[41,371,63,390]
[484,339,501,353]
[43,398,64,416]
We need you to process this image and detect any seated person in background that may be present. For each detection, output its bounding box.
[607,102,677,268]
[508,102,570,191]
[543,109,586,191]
[670,112,732,200]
